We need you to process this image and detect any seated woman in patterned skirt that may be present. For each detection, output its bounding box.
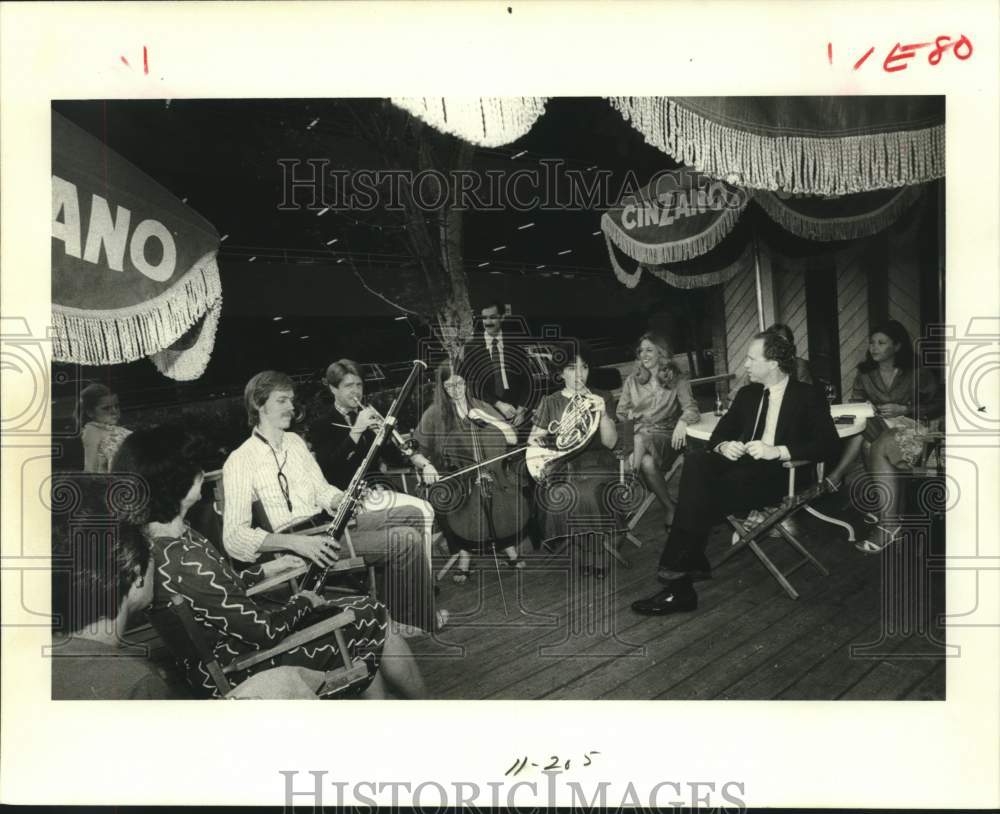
[113,425,426,699]
[823,320,943,554]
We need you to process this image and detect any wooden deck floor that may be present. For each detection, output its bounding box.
[412,498,947,701]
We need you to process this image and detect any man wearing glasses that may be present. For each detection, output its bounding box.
[222,370,444,634]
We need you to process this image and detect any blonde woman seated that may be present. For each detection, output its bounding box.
[616,332,700,529]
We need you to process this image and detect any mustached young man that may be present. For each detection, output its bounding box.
[459,300,535,431]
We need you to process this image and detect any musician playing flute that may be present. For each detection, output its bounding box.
[308,359,439,579]
[527,341,622,577]
[222,370,446,634]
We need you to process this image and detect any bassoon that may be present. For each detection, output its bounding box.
[300,359,427,592]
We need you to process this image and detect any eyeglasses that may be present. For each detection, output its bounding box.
[443,379,465,390]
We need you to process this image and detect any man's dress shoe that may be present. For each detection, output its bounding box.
[631,587,698,616]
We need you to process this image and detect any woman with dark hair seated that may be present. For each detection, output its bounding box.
[823,320,943,553]
[413,360,522,582]
[528,341,622,576]
[112,425,427,699]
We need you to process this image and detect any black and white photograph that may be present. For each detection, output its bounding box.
[2,2,998,810]
[48,94,948,702]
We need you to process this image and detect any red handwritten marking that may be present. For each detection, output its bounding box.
[928,36,952,65]
[143,46,148,75]
[853,46,875,70]
[883,41,931,72]
[836,34,973,72]
[827,42,833,65]
[120,56,130,67]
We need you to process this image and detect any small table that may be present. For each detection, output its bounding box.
[684,411,867,541]
[685,412,866,441]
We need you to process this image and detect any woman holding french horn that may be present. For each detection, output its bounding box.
[528,341,622,576]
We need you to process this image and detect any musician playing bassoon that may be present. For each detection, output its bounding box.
[528,341,622,576]
[222,370,444,634]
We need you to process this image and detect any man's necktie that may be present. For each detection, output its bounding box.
[750,389,770,442]
[489,337,505,394]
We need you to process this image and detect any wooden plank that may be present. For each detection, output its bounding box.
[416,489,937,701]
[566,537,851,700]
[839,652,943,700]
[420,521,667,694]
[717,586,882,699]
[494,552,785,701]
[902,660,946,700]
[658,567,871,700]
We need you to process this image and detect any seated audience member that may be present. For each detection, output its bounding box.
[78,382,132,473]
[823,320,943,553]
[616,332,700,528]
[222,370,445,633]
[51,515,185,700]
[631,331,840,617]
[114,425,427,700]
[728,323,813,402]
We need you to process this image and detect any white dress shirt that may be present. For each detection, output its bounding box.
[760,375,791,461]
[485,331,510,391]
[222,430,342,562]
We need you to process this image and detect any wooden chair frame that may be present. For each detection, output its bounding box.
[203,469,377,600]
[715,460,830,600]
[163,595,370,697]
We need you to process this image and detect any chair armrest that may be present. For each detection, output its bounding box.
[229,608,357,673]
[782,459,814,469]
[245,563,310,597]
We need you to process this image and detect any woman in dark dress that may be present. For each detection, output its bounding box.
[528,342,622,576]
[414,360,522,583]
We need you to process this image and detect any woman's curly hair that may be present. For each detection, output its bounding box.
[635,331,681,389]
[111,424,211,525]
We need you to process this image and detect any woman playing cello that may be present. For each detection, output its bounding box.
[414,361,524,583]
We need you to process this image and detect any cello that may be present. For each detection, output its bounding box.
[422,402,530,614]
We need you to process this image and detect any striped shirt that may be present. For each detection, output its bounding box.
[222,430,342,562]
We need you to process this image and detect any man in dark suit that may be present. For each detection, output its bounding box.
[460,300,535,429]
[631,330,841,616]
